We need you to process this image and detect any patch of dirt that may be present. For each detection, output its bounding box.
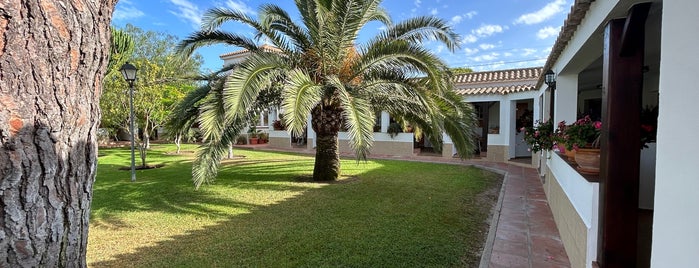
[118,164,166,170]
[460,169,504,267]
[164,150,196,155]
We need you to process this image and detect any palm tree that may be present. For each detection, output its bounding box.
[178,0,477,187]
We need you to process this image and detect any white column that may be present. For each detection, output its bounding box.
[307,114,316,148]
[269,109,277,124]
[380,111,390,133]
[652,1,699,266]
[532,94,544,123]
[507,99,517,159]
[554,73,578,125]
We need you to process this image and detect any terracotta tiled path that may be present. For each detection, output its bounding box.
[478,163,570,268]
[237,145,571,267]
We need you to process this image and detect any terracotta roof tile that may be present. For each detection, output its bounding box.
[453,67,542,95]
[536,0,593,88]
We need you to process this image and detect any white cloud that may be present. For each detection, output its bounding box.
[514,0,567,25]
[168,0,203,29]
[113,0,145,21]
[461,34,478,44]
[541,46,553,55]
[503,52,513,57]
[450,15,464,25]
[473,24,506,37]
[226,0,257,16]
[536,26,559,39]
[521,48,537,56]
[430,8,438,15]
[464,47,479,56]
[473,52,500,62]
[450,11,477,26]
[435,45,445,54]
[479,43,495,50]
[414,0,422,7]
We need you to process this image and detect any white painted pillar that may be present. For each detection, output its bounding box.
[269,109,277,124]
[380,111,390,133]
[652,1,699,266]
[507,99,517,159]
[554,73,578,125]
[533,93,542,123]
[307,114,316,148]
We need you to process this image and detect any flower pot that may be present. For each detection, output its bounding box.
[563,145,576,161]
[575,148,600,175]
[249,138,259,144]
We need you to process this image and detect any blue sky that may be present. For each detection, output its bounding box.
[112,0,571,73]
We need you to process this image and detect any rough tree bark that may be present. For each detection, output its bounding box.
[311,106,342,181]
[0,1,117,267]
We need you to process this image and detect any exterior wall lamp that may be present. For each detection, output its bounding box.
[544,69,556,120]
[119,62,138,182]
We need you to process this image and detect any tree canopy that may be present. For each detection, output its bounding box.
[101,24,203,145]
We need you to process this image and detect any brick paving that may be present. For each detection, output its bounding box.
[236,144,571,267]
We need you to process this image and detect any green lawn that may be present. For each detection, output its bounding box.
[88,144,502,267]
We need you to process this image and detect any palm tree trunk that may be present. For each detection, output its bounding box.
[311,106,343,181]
[313,132,340,180]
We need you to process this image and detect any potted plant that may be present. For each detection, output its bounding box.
[553,120,576,160]
[561,115,602,174]
[248,126,260,144]
[272,119,285,131]
[387,122,402,138]
[521,119,555,153]
[258,132,269,144]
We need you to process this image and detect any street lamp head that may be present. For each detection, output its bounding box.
[119,62,138,83]
[544,69,556,88]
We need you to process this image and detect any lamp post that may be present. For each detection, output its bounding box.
[120,62,138,182]
[544,69,556,121]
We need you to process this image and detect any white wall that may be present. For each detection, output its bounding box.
[651,1,699,266]
[554,74,579,125]
[548,154,600,267]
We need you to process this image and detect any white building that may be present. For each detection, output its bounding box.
[530,0,699,267]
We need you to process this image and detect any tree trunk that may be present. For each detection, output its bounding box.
[143,115,151,149]
[175,134,182,154]
[311,106,342,181]
[227,143,233,159]
[0,1,116,267]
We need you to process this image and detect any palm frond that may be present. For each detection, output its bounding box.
[328,76,374,159]
[192,117,246,189]
[281,69,323,136]
[376,16,460,52]
[259,4,311,50]
[201,7,255,32]
[222,53,287,123]
[176,30,258,58]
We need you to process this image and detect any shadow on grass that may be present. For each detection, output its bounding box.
[92,150,316,221]
[90,147,503,267]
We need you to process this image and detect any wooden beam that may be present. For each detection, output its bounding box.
[620,3,651,57]
[598,11,645,267]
